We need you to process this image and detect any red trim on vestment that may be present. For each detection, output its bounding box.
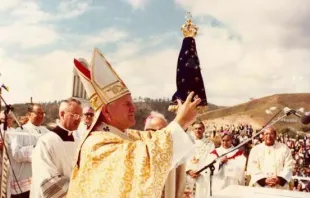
[211,149,243,161]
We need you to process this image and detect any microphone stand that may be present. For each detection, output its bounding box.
[195,110,294,197]
[0,93,24,197]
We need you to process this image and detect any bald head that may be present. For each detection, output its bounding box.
[263,127,277,146]
[144,111,168,131]
[59,98,82,131]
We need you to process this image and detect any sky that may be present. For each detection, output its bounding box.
[0,0,309,106]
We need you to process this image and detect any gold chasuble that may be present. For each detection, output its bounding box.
[66,48,194,198]
[67,124,173,198]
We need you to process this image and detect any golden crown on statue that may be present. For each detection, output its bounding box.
[181,11,198,38]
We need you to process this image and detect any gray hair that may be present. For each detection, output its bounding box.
[144,111,167,130]
[59,98,81,116]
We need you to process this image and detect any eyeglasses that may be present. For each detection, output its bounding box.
[31,111,45,116]
[66,112,82,120]
[84,113,94,117]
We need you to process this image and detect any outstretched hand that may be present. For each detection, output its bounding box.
[174,92,201,130]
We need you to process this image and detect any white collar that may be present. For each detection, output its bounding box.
[25,121,38,128]
[57,123,74,136]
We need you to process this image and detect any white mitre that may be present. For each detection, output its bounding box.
[74,48,130,130]
[74,48,130,111]
[72,48,131,168]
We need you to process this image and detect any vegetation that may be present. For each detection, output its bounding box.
[2,93,309,133]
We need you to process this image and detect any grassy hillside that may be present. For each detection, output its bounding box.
[199,93,310,133]
[3,93,309,134]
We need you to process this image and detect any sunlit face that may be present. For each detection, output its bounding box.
[28,105,45,126]
[263,127,276,146]
[103,94,136,131]
[193,123,205,139]
[62,102,83,131]
[221,135,233,149]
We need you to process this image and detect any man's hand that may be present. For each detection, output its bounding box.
[174,92,201,130]
[187,170,201,179]
[271,177,280,185]
[265,177,279,187]
[220,156,228,164]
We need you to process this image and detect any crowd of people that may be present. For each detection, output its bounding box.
[0,47,309,198]
[204,123,310,193]
[1,103,310,197]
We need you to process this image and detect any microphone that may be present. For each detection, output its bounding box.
[0,84,9,92]
[301,113,310,125]
[283,107,302,118]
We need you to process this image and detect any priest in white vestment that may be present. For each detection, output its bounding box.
[209,131,247,194]
[30,98,82,198]
[185,121,215,198]
[247,127,294,190]
[8,104,49,198]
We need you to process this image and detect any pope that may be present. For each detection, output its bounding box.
[66,48,201,198]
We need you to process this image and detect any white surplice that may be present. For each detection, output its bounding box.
[209,146,247,194]
[185,138,215,198]
[7,122,49,195]
[247,141,294,189]
[30,131,79,198]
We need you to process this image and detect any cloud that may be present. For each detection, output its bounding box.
[79,28,129,49]
[56,0,92,19]
[0,0,92,49]
[124,0,149,10]
[0,49,89,104]
[170,0,310,105]
[1,0,309,107]
[0,23,59,49]
[0,0,22,11]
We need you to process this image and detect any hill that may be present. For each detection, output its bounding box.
[199,93,310,134]
[3,93,309,135]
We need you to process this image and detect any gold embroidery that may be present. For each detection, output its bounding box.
[67,128,173,198]
[106,84,126,95]
[89,94,102,110]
